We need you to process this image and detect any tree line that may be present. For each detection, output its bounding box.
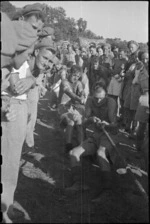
[1,1,148,51]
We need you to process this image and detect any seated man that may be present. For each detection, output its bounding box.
[66,81,118,193]
[58,65,86,152]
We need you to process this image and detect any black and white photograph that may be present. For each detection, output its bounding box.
[1,1,149,223]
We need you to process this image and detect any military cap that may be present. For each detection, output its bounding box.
[127,40,139,49]
[22,3,44,16]
[12,20,38,52]
[38,26,55,39]
[35,37,56,53]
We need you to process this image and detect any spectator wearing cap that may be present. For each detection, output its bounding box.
[13,3,45,33]
[23,37,56,154]
[62,44,76,66]
[80,47,89,74]
[88,45,99,92]
[112,45,119,59]
[1,13,38,223]
[120,40,140,133]
[99,43,114,70]
[74,47,84,67]
[97,46,103,57]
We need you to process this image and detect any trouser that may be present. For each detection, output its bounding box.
[1,98,28,212]
[124,108,136,131]
[136,122,147,151]
[25,99,38,147]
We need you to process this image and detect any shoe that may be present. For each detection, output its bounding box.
[22,146,36,155]
[65,143,73,153]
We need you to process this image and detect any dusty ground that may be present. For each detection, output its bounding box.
[13,91,149,223]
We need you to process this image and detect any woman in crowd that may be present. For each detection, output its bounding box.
[108,49,128,116]
[120,40,140,133]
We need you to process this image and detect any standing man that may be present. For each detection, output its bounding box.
[1,13,38,223]
[23,37,56,154]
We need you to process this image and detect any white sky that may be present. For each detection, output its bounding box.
[10,1,148,43]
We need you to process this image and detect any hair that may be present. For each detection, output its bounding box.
[92,81,107,93]
[96,46,103,52]
[70,65,83,76]
[89,45,96,50]
[138,50,148,61]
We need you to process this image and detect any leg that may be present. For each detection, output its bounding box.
[25,100,38,149]
[1,101,28,221]
[65,139,97,193]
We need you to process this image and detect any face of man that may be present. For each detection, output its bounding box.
[24,15,43,33]
[103,47,109,56]
[93,87,106,104]
[141,53,149,66]
[35,48,54,71]
[90,47,97,56]
[129,43,138,54]
[70,72,80,83]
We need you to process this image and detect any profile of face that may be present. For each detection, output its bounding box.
[70,72,80,83]
[93,87,106,104]
[90,47,97,56]
[103,47,109,56]
[35,48,54,71]
[98,48,103,57]
[24,15,43,33]
[129,43,138,54]
[141,53,149,66]
[93,61,99,70]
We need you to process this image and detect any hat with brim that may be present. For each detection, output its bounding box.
[22,3,44,16]
[35,37,56,54]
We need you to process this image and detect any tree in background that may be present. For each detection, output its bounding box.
[1,1,148,50]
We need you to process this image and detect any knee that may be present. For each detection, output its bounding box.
[69,146,84,161]
[97,146,106,157]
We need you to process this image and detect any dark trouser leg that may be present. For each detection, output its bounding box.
[136,122,147,151]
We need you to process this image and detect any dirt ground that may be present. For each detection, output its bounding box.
[13,91,149,223]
